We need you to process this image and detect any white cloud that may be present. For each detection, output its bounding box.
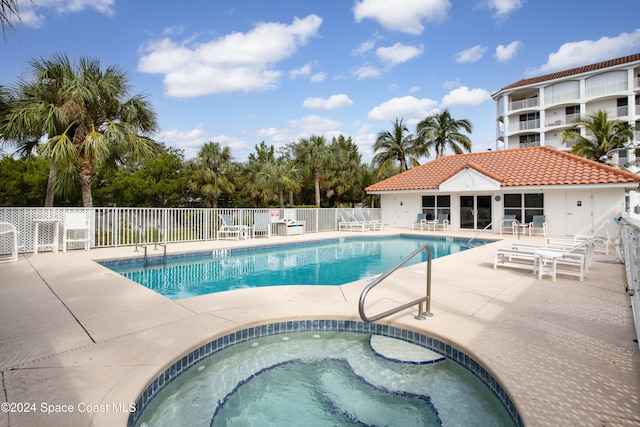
[528,29,640,75]
[289,64,312,79]
[495,40,522,62]
[353,0,451,35]
[303,94,354,110]
[310,72,327,83]
[527,28,640,75]
[15,0,115,28]
[454,45,487,63]
[368,96,438,124]
[480,0,523,19]
[157,126,210,160]
[376,43,423,66]
[440,86,491,108]
[353,65,383,80]
[352,39,377,56]
[138,14,322,97]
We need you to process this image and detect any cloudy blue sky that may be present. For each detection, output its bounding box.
[3,0,640,163]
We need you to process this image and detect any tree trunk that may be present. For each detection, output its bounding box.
[44,162,56,207]
[314,168,321,207]
[278,187,284,208]
[288,190,294,206]
[78,155,94,207]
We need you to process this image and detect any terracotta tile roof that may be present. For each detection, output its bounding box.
[498,53,640,91]
[365,146,640,192]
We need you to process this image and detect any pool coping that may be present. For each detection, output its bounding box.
[0,228,638,426]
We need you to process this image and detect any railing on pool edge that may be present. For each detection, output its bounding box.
[359,244,433,322]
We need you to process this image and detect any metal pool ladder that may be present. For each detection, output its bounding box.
[134,224,167,267]
[358,244,433,322]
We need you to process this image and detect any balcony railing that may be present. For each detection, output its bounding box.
[509,98,539,111]
[519,119,540,131]
[617,106,629,117]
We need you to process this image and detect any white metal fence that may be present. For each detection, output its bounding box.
[0,207,380,254]
[618,215,640,349]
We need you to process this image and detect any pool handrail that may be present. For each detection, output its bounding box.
[358,244,433,322]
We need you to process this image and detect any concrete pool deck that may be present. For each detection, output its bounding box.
[0,228,639,426]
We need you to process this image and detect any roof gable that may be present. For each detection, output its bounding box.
[439,164,501,192]
[365,146,640,193]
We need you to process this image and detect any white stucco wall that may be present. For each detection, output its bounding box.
[379,187,627,237]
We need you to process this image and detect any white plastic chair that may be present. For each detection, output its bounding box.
[0,222,19,262]
[63,213,91,252]
[253,212,271,238]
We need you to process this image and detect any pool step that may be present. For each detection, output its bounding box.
[318,360,440,426]
[369,335,445,364]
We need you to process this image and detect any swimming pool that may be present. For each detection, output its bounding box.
[130,322,520,427]
[102,235,487,300]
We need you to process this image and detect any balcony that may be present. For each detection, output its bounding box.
[509,98,539,111]
[617,106,629,118]
[519,119,540,131]
[545,113,581,127]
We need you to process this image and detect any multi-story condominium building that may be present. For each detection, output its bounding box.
[492,53,640,169]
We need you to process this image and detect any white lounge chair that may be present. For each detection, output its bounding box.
[338,211,366,232]
[359,210,382,230]
[218,214,250,240]
[0,222,19,263]
[63,213,90,252]
[353,210,381,231]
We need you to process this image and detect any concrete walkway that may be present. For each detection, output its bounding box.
[0,229,638,426]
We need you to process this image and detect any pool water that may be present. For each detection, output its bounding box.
[104,235,481,300]
[134,331,515,427]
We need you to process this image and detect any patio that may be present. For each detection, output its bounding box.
[0,229,639,426]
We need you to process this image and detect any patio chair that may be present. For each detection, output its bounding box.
[353,210,381,231]
[433,213,449,231]
[252,212,271,238]
[411,213,427,230]
[63,213,90,252]
[218,214,249,240]
[499,215,517,235]
[529,215,547,236]
[338,211,366,232]
[359,210,383,230]
[0,222,19,263]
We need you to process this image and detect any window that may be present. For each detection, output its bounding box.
[503,193,544,223]
[617,97,629,117]
[519,112,540,130]
[422,195,451,221]
[519,134,540,145]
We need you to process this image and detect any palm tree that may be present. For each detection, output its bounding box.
[417,109,473,158]
[258,158,302,208]
[294,135,336,207]
[1,62,70,206]
[325,135,363,207]
[188,141,235,208]
[1,0,19,34]
[2,54,160,207]
[372,118,421,178]
[562,110,634,163]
